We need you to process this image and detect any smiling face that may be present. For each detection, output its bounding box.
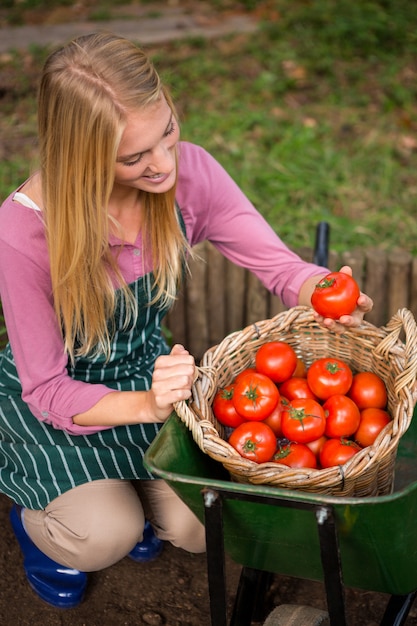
[114,95,180,195]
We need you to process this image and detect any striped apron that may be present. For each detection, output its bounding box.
[0,273,172,510]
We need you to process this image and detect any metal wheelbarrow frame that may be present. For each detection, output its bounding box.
[144,405,417,626]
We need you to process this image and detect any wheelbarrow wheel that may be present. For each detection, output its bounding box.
[263,604,330,626]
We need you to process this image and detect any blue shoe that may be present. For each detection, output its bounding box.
[10,504,87,609]
[128,520,163,563]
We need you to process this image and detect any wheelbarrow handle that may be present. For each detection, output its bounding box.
[313,221,330,267]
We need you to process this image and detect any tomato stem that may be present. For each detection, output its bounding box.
[242,439,257,453]
[289,408,322,430]
[244,384,261,404]
[220,387,234,401]
[316,277,336,288]
[325,361,345,374]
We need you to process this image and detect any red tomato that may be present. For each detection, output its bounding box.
[234,367,257,384]
[281,398,326,444]
[306,435,328,457]
[228,421,277,463]
[293,358,307,378]
[323,394,361,438]
[262,397,289,437]
[307,357,353,400]
[347,371,388,410]
[273,441,317,469]
[233,372,279,421]
[255,341,297,383]
[311,271,360,319]
[279,377,318,401]
[319,438,362,468]
[354,408,392,447]
[212,385,246,428]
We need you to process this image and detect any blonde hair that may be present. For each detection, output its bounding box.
[38,32,189,361]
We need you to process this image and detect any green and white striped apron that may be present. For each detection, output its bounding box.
[0,272,172,510]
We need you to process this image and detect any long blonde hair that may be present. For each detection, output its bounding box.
[38,32,189,362]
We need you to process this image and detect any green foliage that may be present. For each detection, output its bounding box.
[153,4,417,254]
[0,0,416,256]
[268,0,417,60]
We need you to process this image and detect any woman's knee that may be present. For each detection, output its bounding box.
[24,479,145,571]
[160,511,206,553]
[137,479,206,554]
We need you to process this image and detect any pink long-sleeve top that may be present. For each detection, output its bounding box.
[0,142,327,435]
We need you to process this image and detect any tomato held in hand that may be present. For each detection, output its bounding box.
[273,441,317,469]
[347,371,388,410]
[307,357,353,400]
[311,271,360,319]
[233,372,279,421]
[354,407,392,447]
[228,421,277,464]
[212,384,246,428]
[319,438,362,468]
[323,394,361,438]
[255,341,297,383]
[281,398,326,444]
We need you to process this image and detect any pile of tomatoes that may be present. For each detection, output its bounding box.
[212,340,391,469]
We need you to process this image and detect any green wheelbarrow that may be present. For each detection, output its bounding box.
[144,405,417,626]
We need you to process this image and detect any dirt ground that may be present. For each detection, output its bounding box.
[1,488,417,626]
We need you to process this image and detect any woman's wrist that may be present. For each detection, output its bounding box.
[73,389,161,428]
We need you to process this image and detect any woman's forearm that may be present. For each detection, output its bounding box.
[73,389,156,427]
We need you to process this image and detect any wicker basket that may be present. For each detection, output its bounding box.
[174,306,417,497]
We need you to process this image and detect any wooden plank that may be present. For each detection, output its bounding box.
[206,243,227,347]
[363,248,388,327]
[269,293,287,318]
[341,249,365,291]
[186,242,209,360]
[225,261,246,335]
[410,257,417,320]
[246,271,269,324]
[327,250,340,272]
[387,248,412,320]
[165,291,187,348]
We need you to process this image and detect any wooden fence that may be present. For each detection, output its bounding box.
[0,242,415,360]
[165,241,417,362]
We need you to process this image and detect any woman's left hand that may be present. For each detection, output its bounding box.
[312,266,373,333]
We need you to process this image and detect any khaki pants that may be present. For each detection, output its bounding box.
[22,479,206,571]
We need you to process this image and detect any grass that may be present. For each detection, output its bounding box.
[0,0,416,254]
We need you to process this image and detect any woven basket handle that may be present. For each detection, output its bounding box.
[374,308,417,397]
[173,369,218,454]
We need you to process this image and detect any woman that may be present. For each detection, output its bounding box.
[0,32,372,608]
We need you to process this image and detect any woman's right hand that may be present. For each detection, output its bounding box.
[73,344,195,428]
[149,344,196,422]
